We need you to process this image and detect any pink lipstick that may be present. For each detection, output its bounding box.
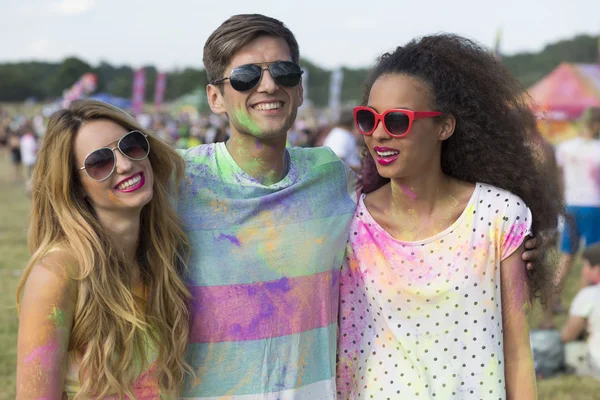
[373,146,400,165]
[114,172,145,193]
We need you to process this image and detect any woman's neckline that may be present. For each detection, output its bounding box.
[358,183,481,246]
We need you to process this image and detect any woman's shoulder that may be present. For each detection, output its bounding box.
[20,248,79,311]
[476,182,528,209]
[27,249,79,290]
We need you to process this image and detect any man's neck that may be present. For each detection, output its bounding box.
[226,133,288,186]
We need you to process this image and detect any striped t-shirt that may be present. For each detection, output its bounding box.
[177,143,357,399]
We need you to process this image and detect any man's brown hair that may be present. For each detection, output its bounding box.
[203,14,300,84]
[582,243,600,267]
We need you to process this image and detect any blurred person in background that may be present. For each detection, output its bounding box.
[541,106,600,328]
[8,127,22,182]
[16,100,193,399]
[153,118,173,145]
[322,107,362,172]
[0,112,9,150]
[19,126,38,185]
[561,243,600,379]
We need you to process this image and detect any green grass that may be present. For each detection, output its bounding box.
[0,148,31,400]
[0,150,598,399]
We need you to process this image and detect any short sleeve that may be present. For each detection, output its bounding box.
[320,144,358,204]
[569,287,596,318]
[344,162,358,204]
[500,193,533,260]
[168,148,189,212]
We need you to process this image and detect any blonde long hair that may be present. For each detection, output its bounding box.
[16,100,193,398]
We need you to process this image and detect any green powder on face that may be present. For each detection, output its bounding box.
[235,109,262,136]
[47,305,65,328]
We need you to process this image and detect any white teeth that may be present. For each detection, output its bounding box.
[377,151,399,157]
[117,174,142,190]
[253,102,282,111]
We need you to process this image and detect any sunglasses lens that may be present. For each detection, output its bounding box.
[356,109,376,134]
[270,62,302,87]
[229,64,262,91]
[384,112,410,136]
[119,131,149,160]
[84,148,115,181]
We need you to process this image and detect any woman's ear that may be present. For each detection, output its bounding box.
[438,114,456,141]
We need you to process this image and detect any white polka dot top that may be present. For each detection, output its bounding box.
[336,183,532,400]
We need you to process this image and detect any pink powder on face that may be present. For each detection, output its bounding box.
[24,340,61,370]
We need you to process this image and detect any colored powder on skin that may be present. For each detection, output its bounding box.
[398,184,417,201]
[24,340,61,370]
[234,108,261,136]
[47,305,65,329]
[108,190,120,205]
[234,144,279,185]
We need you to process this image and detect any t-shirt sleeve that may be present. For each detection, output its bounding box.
[344,162,359,204]
[569,287,596,318]
[168,148,188,212]
[319,145,358,204]
[500,194,533,261]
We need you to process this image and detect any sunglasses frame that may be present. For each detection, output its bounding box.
[78,130,150,182]
[353,106,442,138]
[211,61,303,92]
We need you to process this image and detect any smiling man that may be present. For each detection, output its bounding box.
[176,14,358,399]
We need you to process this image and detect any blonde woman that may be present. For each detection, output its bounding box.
[16,100,192,399]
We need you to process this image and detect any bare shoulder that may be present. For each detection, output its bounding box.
[23,249,79,300]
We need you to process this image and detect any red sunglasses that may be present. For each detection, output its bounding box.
[353,106,442,138]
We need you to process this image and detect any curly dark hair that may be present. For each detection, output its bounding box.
[359,34,564,303]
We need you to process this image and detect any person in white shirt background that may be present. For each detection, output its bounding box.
[323,107,361,172]
[561,243,600,379]
[541,107,600,328]
[19,126,37,185]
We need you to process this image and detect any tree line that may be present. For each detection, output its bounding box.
[0,34,597,107]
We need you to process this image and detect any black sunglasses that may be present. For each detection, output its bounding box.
[78,130,150,181]
[212,61,303,92]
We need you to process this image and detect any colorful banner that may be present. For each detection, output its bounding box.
[154,72,167,111]
[62,73,97,108]
[131,68,146,115]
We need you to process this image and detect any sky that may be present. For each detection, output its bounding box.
[1,0,598,71]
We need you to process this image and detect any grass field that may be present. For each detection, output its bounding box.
[0,150,599,399]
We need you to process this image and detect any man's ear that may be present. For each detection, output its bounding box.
[438,114,456,141]
[207,84,227,115]
[296,78,304,108]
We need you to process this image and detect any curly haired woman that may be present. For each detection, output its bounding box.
[337,34,563,400]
